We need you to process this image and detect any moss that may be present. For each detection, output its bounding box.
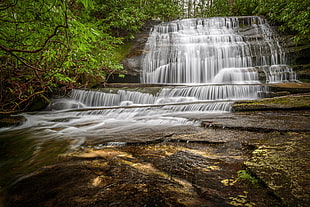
[257,96,310,107]
[268,83,310,94]
[298,79,310,83]
[244,134,310,206]
[237,170,260,187]
[228,191,256,207]
[233,94,310,111]
[113,41,134,62]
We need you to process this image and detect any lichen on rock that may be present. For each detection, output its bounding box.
[245,133,310,206]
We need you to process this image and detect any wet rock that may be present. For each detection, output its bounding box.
[0,115,25,128]
[292,64,310,83]
[5,103,310,207]
[8,142,280,207]
[232,93,310,111]
[199,109,310,206]
[245,132,310,206]
[26,93,50,112]
[202,111,310,132]
[83,125,202,146]
[284,38,310,66]
[110,20,161,83]
[267,83,310,95]
[279,35,310,82]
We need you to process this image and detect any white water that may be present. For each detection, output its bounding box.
[141,16,296,84]
[1,16,298,148]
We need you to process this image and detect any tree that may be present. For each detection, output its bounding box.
[0,0,184,112]
[0,0,124,112]
[254,0,310,43]
[200,0,310,43]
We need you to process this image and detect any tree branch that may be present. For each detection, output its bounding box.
[0,0,17,11]
[0,45,43,71]
[12,91,45,111]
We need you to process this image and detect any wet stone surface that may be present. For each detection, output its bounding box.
[6,110,309,207]
[245,132,310,206]
[8,142,279,207]
[202,111,310,132]
[233,93,310,111]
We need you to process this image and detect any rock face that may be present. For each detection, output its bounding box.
[0,115,25,128]
[7,139,278,207]
[281,36,310,82]
[109,20,161,83]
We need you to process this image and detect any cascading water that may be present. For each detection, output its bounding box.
[141,16,296,84]
[1,16,297,148]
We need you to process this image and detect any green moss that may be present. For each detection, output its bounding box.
[251,96,310,107]
[237,170,260,187]
[233,94,310,111]
[113,41,134,62]
[292,64,310,71]
[299,79,310,83]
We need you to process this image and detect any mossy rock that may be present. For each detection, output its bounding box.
[267,83,310,94]
[233,93,310,111]
[245,132,310,206]
[26,94,50,112]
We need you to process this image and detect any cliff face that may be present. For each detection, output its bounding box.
[108,20,162,83]
[282,37,310,82]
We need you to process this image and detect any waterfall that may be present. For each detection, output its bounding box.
[3,16,297,147]
[61,16,294,115]
[141,16,296,84]
[69,84,265,108]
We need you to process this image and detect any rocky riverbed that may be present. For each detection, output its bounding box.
[2,84,309,207]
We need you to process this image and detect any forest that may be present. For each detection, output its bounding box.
[0,0,309,113]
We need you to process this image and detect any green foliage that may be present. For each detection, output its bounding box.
[82,0,147,38]
[254,0,310,43]
[0,0,124,111]
[237,170,260,187]
[207,0,233,17]
[197,0,309,43]
[232,0,259,16]
[0,0,183,112]
[143,0,182,21]
[190,0,234,17]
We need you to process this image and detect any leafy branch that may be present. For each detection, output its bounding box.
[0,24,68,54]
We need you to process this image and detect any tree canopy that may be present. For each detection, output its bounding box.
[0,0,181,112]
